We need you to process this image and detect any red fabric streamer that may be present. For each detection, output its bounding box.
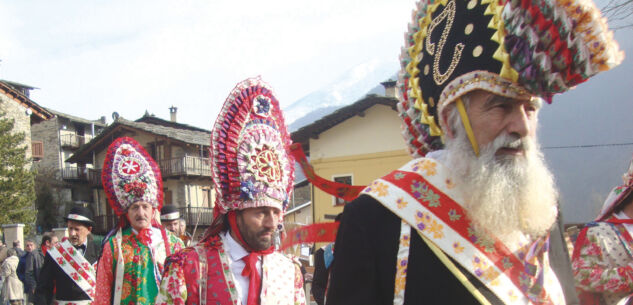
[280,222,340,251]
[137,228,152,246]
[227,211,273,305]
[289,143,366,201]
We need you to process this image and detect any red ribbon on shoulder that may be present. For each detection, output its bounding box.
[280,221,340,251]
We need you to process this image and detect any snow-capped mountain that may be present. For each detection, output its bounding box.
[284,58,398,131]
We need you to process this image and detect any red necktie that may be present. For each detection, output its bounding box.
[227,212,274,305]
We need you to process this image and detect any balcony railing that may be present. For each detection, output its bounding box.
[93,206,214,235]
[178,206,214,228]
[32,141,43,160]
[94,214,118,234]
[88,168,102,186]
[60,134,92,149]
[158,156,211,177]
[61,167,88,181]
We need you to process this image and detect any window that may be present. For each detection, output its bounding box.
[332,174,352,206]
[164,189,173,205]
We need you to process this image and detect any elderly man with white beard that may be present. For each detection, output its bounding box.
[324,1,624,305]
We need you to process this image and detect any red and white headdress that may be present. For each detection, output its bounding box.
[102,137,163,216]
[596,154,633,221]
[211,77,294,215]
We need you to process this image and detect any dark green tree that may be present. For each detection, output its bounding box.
[0,110,36,235]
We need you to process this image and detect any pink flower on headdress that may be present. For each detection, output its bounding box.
[121,148,132,156]
[123,180,147,197]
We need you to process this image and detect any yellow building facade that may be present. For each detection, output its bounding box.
[294,97,412,224]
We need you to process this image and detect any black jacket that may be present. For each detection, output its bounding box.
[311,247,329,305]
[325,195,579,305]
[34,235,101,305]
[24,248,45,293]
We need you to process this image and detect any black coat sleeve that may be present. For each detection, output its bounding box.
[325,195,501,305]
[326,196,382,305]
[311,248,328,305]
[34,253,55,305]
[24,252,36,293]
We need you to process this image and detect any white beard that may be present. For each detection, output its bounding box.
[443,129,558,246]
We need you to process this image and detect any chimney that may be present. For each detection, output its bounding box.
[169,106,178,122]
[381,80,398,98]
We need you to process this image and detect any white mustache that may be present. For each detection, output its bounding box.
[491,134,531,152]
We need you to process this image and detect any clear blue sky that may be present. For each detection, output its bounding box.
[0,0,415,129]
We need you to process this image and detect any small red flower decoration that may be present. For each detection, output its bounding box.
[124,180,147,197]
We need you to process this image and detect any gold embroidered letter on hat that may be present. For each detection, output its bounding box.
[425,0,464,86]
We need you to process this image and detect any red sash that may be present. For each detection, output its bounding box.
[362,158,565,304]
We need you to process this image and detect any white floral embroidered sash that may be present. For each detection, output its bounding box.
[362,158,565,305]
[48,239,96,301]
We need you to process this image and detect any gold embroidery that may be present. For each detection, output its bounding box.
[441,73,530,102]
[465,23,474,35]
[424,64,430,75]
[467,0,477,10]
[425,0,465,85]
[473,45,483,57]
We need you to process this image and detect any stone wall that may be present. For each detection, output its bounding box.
[291,183,311,207]
[31,117,61,180]
[0,95,33,165]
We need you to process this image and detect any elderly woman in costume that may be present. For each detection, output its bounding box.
[156,77,306,305]
[573,155,633,305]
[94,137,183,305]
[324,0,623,304]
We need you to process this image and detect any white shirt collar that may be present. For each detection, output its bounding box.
[615,211,631,220]
[224,231,249,261]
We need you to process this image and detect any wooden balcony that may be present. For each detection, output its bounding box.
[87,168,102,186]
[61,167,88,181]
[158,156,211,177]
[60,134,92,149]
[93,206,214,235]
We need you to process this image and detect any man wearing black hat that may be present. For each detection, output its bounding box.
[34,206,100,305]
[324,0,624,304]
[160,205,181,234]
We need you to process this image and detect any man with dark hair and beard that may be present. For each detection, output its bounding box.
[325,1,624,305]
[156,77,306,305]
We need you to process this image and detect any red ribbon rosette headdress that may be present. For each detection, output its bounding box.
[211,77,294,218]
[102,137,163,216]
[595,155,633,221]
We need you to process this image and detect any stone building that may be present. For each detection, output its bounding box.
[31,109,107,222]
[67,113,215,235]
[0,80,53,164]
